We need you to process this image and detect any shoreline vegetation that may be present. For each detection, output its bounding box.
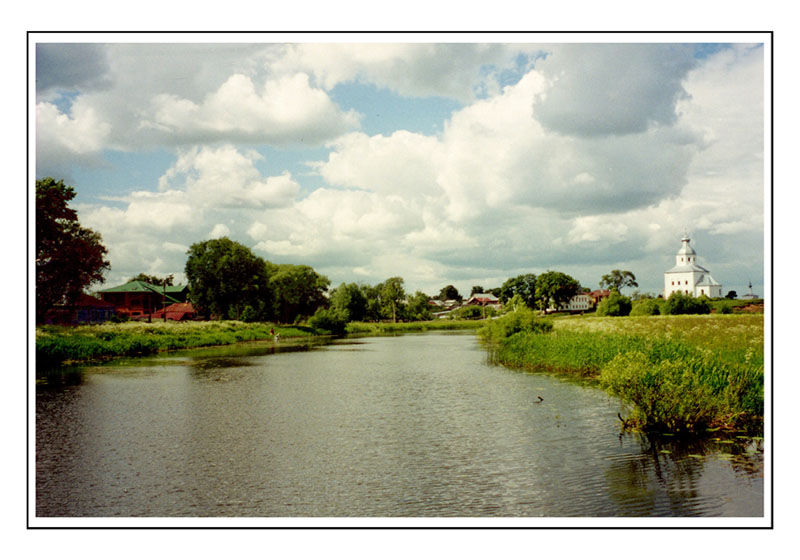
[36,309,764,436]
[479,310,764,435]
[35,318,488,367]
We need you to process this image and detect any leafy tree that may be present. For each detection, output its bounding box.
[600,270,638,291]
[726,290,738,300]
[596,289,632,316]
[184,237,273,320]
[269,264,330,324]
[535,270,580,313]
[329,282,368,322]
[128,273,174,286]
[500,273,537,308]
[438,284,462,302]
[470,286,485,297]
[361,284,384,322]
[404,291,433,321]
[36,178,110,322]
[380,277,406,322]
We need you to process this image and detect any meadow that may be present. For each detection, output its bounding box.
[480,313,764,434]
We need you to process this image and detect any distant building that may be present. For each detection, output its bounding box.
[588,289,610,307]
[464,293,501,309]
[548,292,593,314]
[42,293,117,324]
[741,282,760,300]
[664,235,722,298]
[97,280,189,318]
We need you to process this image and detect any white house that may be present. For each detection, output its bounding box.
[547,292,593,313]
[664,235,722,298]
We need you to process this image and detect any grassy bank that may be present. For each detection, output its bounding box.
[481,313,764,434]
[36,317,490,366]
[35,321,316,366]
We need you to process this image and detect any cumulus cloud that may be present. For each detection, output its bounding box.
[158,145,300,209]
[145,73,361,145]
[273,43,540,101]
[38,41,764,297]
[533,43,696,137]
[36,99,112,175]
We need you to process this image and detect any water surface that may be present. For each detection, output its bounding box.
[36,332,763,518]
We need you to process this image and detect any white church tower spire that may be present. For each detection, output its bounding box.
[664,235,722,298]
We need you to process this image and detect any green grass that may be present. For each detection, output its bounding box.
[481,314,764,434]
[36,321,314,366]
[36,318,489,366]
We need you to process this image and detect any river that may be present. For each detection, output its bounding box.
[35,331,764,519]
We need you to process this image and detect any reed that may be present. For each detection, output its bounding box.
[482,314,764,433]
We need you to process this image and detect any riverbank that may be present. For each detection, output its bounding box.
[480,313,764,434]
[35,318,489,366]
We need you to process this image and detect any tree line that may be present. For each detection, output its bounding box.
[36,177,654,326]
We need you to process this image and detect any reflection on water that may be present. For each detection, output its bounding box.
[36,332,763,518]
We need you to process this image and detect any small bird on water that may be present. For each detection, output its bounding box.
[535,396,544,403]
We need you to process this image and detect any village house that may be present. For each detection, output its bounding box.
[97,280,189,318]
[42,293,117,324]
[547,292,593,314]
[463,293,501,309]
[663,235,722,298]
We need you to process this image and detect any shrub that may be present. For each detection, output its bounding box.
[451,305,485,320]
[596,289,632,316]
[478,307,553,342]
[630,298,661,316]
[664,292,711,315]
[308,308,348,336]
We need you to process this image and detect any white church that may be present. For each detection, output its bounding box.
[664,235,722,298]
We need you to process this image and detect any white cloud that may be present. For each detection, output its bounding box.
[273,43,539,101]
[36,100,111,174]
[159,145,300,209]
[145,73,360,145]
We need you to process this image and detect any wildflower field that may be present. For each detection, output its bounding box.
[481,313,765,434]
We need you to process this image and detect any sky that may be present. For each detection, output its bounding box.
[33,36,768,299]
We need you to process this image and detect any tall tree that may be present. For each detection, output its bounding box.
[269,264,330,324]
[404,291,433,321]
[535,270,580,313]
[36,178,110,322]
[329,282,368,322]
[184,237,273,320]
[438,284,461,301]
[500,273,537,308]
[599,270,638,292]
[470,286,485,297]
[380,277,406,323]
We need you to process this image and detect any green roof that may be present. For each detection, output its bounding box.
[98,281,187,303]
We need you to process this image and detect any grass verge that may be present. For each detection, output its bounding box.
[481,313,764,434]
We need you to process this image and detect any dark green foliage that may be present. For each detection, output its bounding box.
[630,298,661,316]
[329,282,368,321]
[379,277,406,323]
[185,237,273,320]
[308,308,348,336]
[36,178,110,322]
[129,273,174,286]
[535,270,580,312]
[599,270,638,291]
[451,305,485,320]
[596,289,632,316]
[269,264,330,324]
[438,284,462,302]
[499,273,537,308]
[404,291,434,321]
[726,290,738,299]
[664,291,711,315]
